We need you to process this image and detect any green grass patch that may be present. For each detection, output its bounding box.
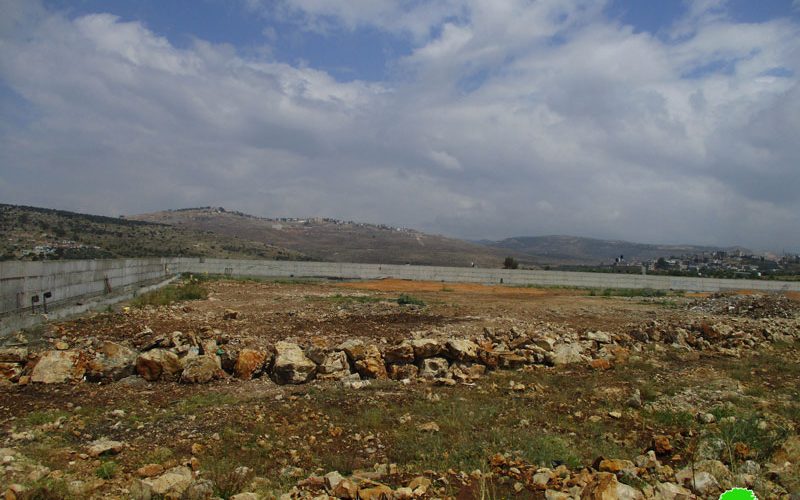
[713,412,788,463]
[140,446,174,465]
[95,461,118,479]
[647,409,695,429]
[21,409,70,427]
[18,477,72,500]
[174,392,239,414]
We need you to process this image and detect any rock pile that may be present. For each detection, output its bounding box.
[688,292,800,319]
[4,305,798,386]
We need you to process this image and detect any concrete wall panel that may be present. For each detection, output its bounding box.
[3,257,800,336]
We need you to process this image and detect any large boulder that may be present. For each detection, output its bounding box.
[272,342,316,385]
[582,472,643,500]
[355,356,388,379]
[86,342,137,382]
[419,358,449,379]
[450,363,486,381]
[180,356,223,384]
[445,339,480,362]
[317,351,351,380]
[30,350,86,384]
[497,351,528,369]
[233,348,268,380]
[545,343,586,366]
[131,465,193,499]
[383,342,414,365]
[338,339,369,363]
[653,482,693,500]
[337,341,386,379]
[388,364,419,380]
[136,349,182,382]
[409,339,443,359]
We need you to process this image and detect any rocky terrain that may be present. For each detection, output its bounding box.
[1,279,799,499]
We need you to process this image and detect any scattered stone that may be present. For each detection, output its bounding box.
[626,389,642,409]
[675,468,720,496]
[697,412,716,424]
[132,465,193,499]
[230,493,259,500]
[408,476,431,494]
[87,439,124,457]
[653,435,673,456]
[653,481,692,499]
[0,363,22,382]
[590,358,612,370]
[586,331,612,343]
[417,422,440,433]
[582,472,644,499]
[223,309,239,320]
[358,484,393,500]
[137,464,164,478]
[182,479,215,500]
[331,478,358,498]
[0,347,28,363]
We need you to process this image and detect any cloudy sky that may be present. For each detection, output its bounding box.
[1,0,799,250]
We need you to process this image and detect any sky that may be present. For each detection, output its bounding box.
[1,0,799,251]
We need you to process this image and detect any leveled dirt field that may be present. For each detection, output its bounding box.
[1,277,799,499]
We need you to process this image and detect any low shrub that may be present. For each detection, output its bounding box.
[397,294,425,306]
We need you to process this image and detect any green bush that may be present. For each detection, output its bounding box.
[397,294,425,306]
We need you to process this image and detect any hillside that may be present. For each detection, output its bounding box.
[131,208,508,267]
[481,235,742,265]
[0,204,306,261]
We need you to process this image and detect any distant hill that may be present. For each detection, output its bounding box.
[131,207,508,267]
[480,235,745,265]
[0,204,306,261]
[3,204,744,268]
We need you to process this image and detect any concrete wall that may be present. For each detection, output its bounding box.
[3,257,799,336]
[180,258,800,293]
[0,258,180,335]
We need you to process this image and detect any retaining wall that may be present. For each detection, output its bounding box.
[2,257,799,336]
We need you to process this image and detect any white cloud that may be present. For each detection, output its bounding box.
[1,0,799,250]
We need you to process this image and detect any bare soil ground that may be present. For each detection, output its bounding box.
[1,278,798,499]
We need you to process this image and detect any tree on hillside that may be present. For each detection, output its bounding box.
[503,256,519,269]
